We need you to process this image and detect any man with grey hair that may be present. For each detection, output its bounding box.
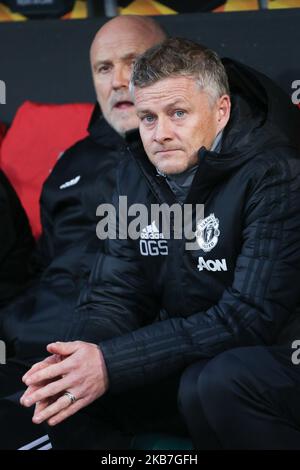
[22,38,300,449]
[0,15,167,450]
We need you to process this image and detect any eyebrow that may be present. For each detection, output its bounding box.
[165,99,188,108]
[137,99,188,115]
[136,108,153,116]
[121,52,138,61]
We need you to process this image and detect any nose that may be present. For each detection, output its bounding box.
[112,64,129,90]
[153,117,173,144]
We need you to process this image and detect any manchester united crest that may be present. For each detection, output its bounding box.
[195,213,220,252]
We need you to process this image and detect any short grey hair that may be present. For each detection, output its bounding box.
[130,37,230,103]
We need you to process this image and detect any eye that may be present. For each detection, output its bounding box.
[97,64,111,74]
[174,110,185,118]
[142,115,155,125]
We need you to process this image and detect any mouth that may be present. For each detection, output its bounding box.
[155,149,182,155]
[113,101,134,110]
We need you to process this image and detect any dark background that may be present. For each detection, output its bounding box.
[0,8,299,124]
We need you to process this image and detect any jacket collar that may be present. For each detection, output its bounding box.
[124,95,257,205]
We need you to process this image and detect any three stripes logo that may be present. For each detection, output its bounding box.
[18,434,52,450]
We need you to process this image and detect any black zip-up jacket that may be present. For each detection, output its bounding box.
[0,106,130,359]
[34,104,128,279]
[0,170,34,307]
[74,59,300,393]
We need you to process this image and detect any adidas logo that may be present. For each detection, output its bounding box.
[18,434,52,451]
[59,175,81,190]
[140,221,164,240]
[140,221,168,256]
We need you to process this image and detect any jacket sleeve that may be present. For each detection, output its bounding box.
[92,156,300,392]
[28,157,59,275]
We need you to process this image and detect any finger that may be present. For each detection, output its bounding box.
[47,341,79,357]
[20,384,44,405]
[33,390,61,415]
[20,372,59,405]
[32,393,76,425]
[21,377,52,404]
[22,376,70,407]
[47,398,86,426]
[21,374,56,399]
[23,360,50,382]
[23,355,61,382]
[34,400,50,416]
[23,359,70,387]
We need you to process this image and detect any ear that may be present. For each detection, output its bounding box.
[216,94,231,133]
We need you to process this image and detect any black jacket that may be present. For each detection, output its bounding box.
[0,106,130,359]
[34,104,128,279]
[0,170,34,307]
[74,59,300,393]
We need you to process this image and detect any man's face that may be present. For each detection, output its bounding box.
[135,76,231,175]
[91,28,161,136]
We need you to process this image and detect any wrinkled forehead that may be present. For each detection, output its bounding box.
[91,29,159,64]
[134,76,202,109]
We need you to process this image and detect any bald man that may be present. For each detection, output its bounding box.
[0,16,166,449]
[90,15,166,135]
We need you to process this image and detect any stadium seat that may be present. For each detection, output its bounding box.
[0,101,93,239]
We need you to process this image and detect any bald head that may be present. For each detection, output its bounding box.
[90,16,167,136]
[91,16,166,58]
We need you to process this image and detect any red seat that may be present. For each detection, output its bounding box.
[0,101,93,239]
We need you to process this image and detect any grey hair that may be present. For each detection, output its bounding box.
[130,37,230,103]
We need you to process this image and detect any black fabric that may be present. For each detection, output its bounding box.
[0,105,130,360]
[178,346,300,449]
[71,59,300,393]
[0,170,34,308]
[0,360,186,450]
[47,373,187,450]
[0,360,47,450]
[178,359,219,449]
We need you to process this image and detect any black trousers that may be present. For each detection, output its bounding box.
[47,373,188,449]
[0,360,49,449]
[178,345,300,449]
[2,345,300,449]
[0,360,188,449]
